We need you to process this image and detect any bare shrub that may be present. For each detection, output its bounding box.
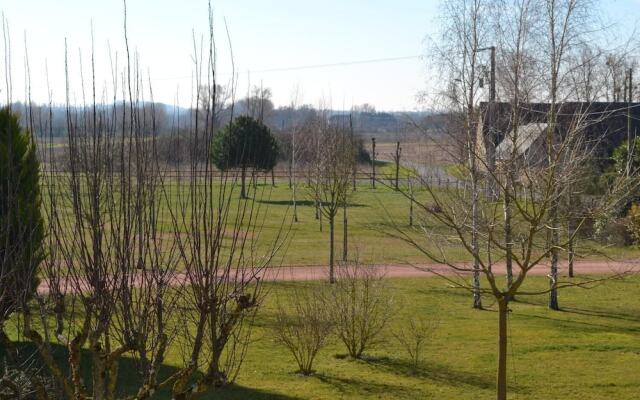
[273,285,333,376]
[329,261,394,359]
[5,4,288,398]
[0,364,57,400]
[392,316,439,371]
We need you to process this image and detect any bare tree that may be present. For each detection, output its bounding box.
[392,141,402,190]
[404,2,639,398]
[539,0,594,310]
[392,316,439,371]
[238,85,273,122]
[304,114,356,283]
[272,285,334,376]
[389,104,636,400]
[5,3,288,399]
[329,261,394,359]
[431,0,495,309]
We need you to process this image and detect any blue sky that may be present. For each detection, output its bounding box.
[1,0,638,111]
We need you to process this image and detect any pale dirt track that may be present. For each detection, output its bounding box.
[260,259,638,281]
[37,259,638,294]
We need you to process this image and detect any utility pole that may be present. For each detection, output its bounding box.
[627,68,634,173]
[478,45,497,198]
[473,45,496,309]
[489,46,496,104]
[628,68,633,102]
[371,137,376,188]
[291,120,298,222]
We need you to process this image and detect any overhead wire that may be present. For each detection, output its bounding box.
[154,54,423,80]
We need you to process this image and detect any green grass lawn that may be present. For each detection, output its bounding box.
[42,174,640,268]
[377,160,419,181]
[7,274,638,399]
[223,275,640,399]
[43,177,471,266]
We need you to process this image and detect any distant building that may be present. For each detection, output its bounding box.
[495,122,548,162]
[477,102,640,171]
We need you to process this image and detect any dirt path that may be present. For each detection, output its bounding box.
[38,259,638,294]
[258,259,639,281]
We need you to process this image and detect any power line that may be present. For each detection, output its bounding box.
[154,54,423,81]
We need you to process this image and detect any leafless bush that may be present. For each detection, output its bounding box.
[329,261,394,359]
[0,364,57,400]
[392,316,439,371]
[272,285,333,376]
[1,3,288,399]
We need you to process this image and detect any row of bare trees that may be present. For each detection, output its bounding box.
[402,0,640,398]
[1,3,290,399]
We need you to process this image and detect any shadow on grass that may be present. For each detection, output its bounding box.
[257,199,366,208]
[1,342,300,400]
[215,385,303,400]
[560,306,640,324]
[314,371,419,398]
[415,287,496,305]
[514,312,640,335]
[361,355,499,391]
[373,160,390,167]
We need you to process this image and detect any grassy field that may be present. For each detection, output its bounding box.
[8,274,638,399]
[256,180,456,266]
[44,173,472,266]
[43,167,640,268]
[220,275,640,400]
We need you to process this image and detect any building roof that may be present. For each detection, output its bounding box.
[495,123,548,160]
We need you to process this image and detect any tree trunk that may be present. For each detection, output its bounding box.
[549,208,560,310]
[548,181,560,309]
[329,215,335,283]
[409,198,413,227]
[549,269,559,309]
[471,168,482,310]
[548,54,560,311]
[353,167,357,191]
[504,181,514,301]
[371,138,376,188]
[395,141,400,190]
[497,298,508,400]
[92,351,106,400]
[241,166,246,199]
[568,222,574,278]
[343,203,348,261]
[473,264,482,309]
[292,182,298,223]
[467,60,481,310]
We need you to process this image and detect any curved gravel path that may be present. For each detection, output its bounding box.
[38,259,638,294]
[259,259,638,281]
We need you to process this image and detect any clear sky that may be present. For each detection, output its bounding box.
[1,0,639,111]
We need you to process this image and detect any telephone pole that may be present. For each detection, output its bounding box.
[478,46,496,196]
[627,68,634,167]
[629,68,634,102]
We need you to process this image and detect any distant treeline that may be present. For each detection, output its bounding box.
[8,100,438,139]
